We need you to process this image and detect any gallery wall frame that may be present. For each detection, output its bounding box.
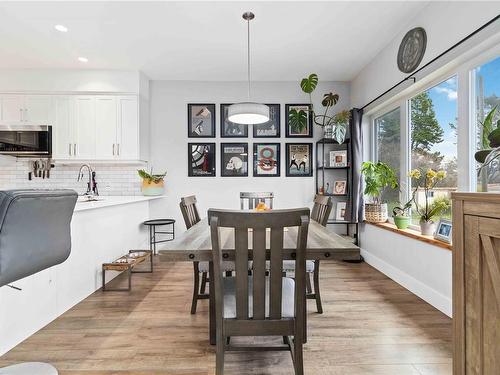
[188,142,216,177]
[187,104,216,138]
[253,143,281,177]
[285,143,313,177]
[220,143,249,177]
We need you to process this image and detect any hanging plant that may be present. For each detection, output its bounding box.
[296,73,350,144]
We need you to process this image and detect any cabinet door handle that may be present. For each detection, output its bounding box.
[112,144,115,156]
[19,108,23,122]
[73,144,77,155]
[24,108,28,122]
[69,143,72,156]
[117,144,120,156]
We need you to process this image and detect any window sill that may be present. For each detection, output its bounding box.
[365,222,452,251]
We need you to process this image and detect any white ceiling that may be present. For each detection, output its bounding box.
[0,1,430,81]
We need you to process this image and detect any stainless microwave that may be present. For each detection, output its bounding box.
[0,125,52,157]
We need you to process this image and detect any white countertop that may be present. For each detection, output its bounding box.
[74,195,164,212]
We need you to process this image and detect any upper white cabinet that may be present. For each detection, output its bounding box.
[95,96,118,160]
[117,96,139,160]
[0,95,52,124]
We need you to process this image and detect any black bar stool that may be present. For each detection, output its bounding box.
[143,219,175,255]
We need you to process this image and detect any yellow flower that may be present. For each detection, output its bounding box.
[426,169,437,179]
[436,170,446,179]
[409,169,421,179]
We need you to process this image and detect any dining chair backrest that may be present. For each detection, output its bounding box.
[208,208,309,324]
[311,194,333,227]
[180,195,201,230]
[239,192,274,210]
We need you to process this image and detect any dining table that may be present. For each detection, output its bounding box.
[155,217,361,345]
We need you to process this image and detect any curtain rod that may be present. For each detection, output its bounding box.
[361,14,500,111]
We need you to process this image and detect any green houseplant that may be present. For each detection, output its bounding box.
[392,193,414,230]
[296,73,350,143]
[138,169,167,196]
[361,161,398,223]
[475,106,500,191]
[408,168,451,235]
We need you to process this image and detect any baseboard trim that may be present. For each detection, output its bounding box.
[360,248,452,317]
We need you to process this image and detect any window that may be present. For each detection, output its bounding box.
[374,108,401,211]
[410,77,458,222]
[473,55,500,192]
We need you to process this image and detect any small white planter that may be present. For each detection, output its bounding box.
[419,220,436,236]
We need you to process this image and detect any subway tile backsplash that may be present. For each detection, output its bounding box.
[0,159,142,195]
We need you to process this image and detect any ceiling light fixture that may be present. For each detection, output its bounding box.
[227,12,269,125]
[78,57,88,63]
[54,24,68,33]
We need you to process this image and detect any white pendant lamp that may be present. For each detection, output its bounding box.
[227,12,269,125]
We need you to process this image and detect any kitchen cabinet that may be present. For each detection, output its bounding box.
[95,96,118,159]
[117,96,139,160]
[0,95,52,124]
[53,96,74,159]
[74,96,96,159]
[452,193,500,375]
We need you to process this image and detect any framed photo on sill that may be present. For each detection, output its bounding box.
[253,143,280,177]
[285,104,313,138]
[188,143,216,177]
[329,150,347,167]
[335,202,347,221]
[220,104,249,138]
[434,218,452,243]
[253,104,280,138]
[221,143,248,177]
[333,180,347,195]
[286,143,313,177]
[187,104,216,138]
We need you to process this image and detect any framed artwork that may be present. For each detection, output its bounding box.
[286,143,313,177]
[335,202,347,221]
[188,143,216,177]
[333,180,347,195]
[221,143,248,177]
[220,104,249,138]
[434,218,452,243]
[285,104,313,138]
[329,150,348,167]
[253,104,280,138]
[187,104,216,138]
[253,143,280,177]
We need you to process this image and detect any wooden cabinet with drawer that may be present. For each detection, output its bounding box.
[452,193,500,375]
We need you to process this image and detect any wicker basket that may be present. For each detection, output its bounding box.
[364,203,388,223]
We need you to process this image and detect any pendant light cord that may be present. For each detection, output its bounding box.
[247,17,251,100]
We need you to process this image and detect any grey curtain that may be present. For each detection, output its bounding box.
[350,108,364,223]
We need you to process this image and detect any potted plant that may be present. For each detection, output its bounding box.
[297,73,350,144]
[392,198,413,229]
[138,169,166,196]
[475,106,500,191]
[408,168,450,235]
[361,161,398,223]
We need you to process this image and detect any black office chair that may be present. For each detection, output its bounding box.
[0,189,77,375]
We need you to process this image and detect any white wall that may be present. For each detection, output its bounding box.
[350,2,500,317]
[360,224,452,316]
[351,1,500,108]
[149,80,350,227]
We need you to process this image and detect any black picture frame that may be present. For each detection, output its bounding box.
[285,104,313,138]
[253,143,280,177]
[286,143,313,177]
[220,104,249,138]
[187,104,216,138]
[188,143,216,177]
[220,143,248,177]
[253,104,281,138]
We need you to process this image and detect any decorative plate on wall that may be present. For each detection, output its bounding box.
[397,27,427,73]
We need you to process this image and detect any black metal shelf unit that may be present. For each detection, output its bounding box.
[315,134,358,245]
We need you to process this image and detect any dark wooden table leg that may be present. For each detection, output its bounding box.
[209,261,216,345]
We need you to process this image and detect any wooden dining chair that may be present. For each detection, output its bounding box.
[208,208,310,375]
[307,194,333,314]
[240,192,274,210]
[180,195,236,314]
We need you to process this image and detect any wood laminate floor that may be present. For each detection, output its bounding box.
[0,259,452,375]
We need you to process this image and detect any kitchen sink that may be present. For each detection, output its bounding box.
[77,196,103,203]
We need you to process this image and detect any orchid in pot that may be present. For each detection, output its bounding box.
[409,168,451,235]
